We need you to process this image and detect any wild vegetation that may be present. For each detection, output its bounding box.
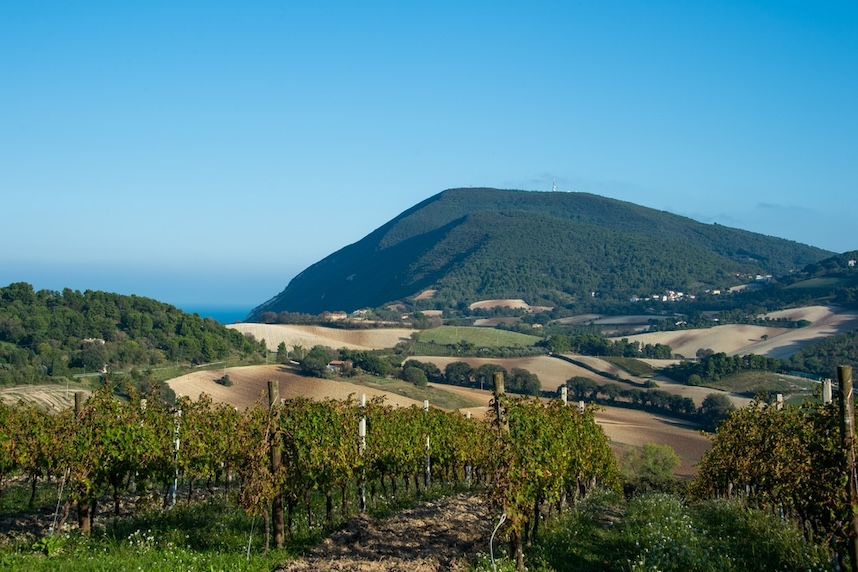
[494,489,832,572]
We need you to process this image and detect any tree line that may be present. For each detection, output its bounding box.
[281,344,544,397]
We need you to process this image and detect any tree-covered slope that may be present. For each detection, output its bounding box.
[0,282,264,387]
[249,188,831,317]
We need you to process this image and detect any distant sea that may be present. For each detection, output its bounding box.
[178,305,251,325]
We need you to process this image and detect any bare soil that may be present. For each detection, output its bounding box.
[413,290,438,301]
[168,365,425,410]
[276,493,493,572]
[614,305,858,359]
[468,299,530,310]
[0,385,89,410]
[227,324,418,352]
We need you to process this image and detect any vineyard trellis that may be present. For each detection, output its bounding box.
[691,365,858,568]
[0,377,620,571]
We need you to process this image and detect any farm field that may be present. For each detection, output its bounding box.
[412,354,749,409]
[0,383,90,410]
[167,364,427,410]
[705,370,819,398]
[227,323,418,351]
[165,358,713,478]
[615,305,858,359]
[415,325,540,347]
[468,298,531,310]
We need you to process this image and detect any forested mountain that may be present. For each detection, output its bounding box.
[249,188,831,318]
[0,282,264,387]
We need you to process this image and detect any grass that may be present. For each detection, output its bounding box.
[342,375,482,410]
[0,494,298,571]
[416,326,541,348]
[3,479,836,572]
[475,490,833,572]
[601,357,656,377]
[784,277,851,290]
[705,370,819,399]
[0,475,470,571]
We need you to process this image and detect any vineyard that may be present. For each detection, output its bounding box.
[0,376,619,570]
[4,368,855,570]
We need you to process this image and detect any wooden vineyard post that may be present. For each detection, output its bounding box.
[465,411,472,488]
[268,380,285,549]
[492,370,523,570]
[839,365,858,572]
[824,378,833,404]
[359,394,367,513]
[423,400,431,489]
[168,403,181,508]
[74,391,84,417]
[492,371,509,436]
[73,392,91,534]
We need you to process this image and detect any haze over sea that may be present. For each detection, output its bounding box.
[179,305,251,325]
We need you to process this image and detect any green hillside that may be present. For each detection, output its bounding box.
[249,188,831,318]
[0,282,265,395]
[416,325,541,347]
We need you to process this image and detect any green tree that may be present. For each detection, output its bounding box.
[507,367,541,396]
[700,393,735,431]
[444,362,473,387]
[623,442,680,482]
[475,364,506,390]
[276,341,289,363]
[402,366,428,387]
[300,345,336,378]
[566,376,598,401]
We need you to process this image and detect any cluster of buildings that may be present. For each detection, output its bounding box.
[629,290,696,303]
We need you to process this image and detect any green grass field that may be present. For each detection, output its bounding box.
[601,357,656,378]
[705,370,819,398]
[784,277,850,290]
[416,326,541,348]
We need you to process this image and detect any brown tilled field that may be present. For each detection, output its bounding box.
[468,298,530,310]
[615,305,858,359]
[597,407,710,477]
[168,365,425,410]
[227,324,418,351]
[0,384,88,410]
[413,289,438,300]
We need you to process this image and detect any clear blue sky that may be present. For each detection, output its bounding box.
[2,1,855,309]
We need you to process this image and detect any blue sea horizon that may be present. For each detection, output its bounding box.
[178,305,251,325]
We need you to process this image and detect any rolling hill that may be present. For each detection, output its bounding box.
[248,188,830,318]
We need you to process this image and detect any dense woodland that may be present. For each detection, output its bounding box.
[0,282,265,392]
[249,188,828,317]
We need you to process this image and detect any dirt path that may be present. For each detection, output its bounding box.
[277,493,495,572]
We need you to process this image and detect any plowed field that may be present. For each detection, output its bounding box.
[168,365,424,409]
[227,324,417,351]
